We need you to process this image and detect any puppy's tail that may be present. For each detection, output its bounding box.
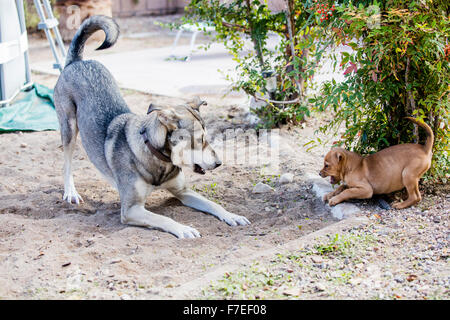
[405,117,434,155]
[65,15,119,68]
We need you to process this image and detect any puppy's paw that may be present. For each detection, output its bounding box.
[322,193,332,202]
[221,213,251,226]
[391,201,405,210]
[63,188,84,205]
[328,197,340,206]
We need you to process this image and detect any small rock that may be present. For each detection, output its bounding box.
[279,173,294,184]
[394,277,405,283]
[264,206,271,212]
[418,285,430,293]
[315,284,326,292]
[349,278,362,286]
[282,287,301,296]
[366,264,379,273]
[110,259,122,264]
[311,256,324,264]
[433,216,441,223]
[20,143,27,148]
[252,182,274,194]
[406,274,418,282]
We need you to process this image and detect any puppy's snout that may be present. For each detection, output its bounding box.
[319,170,325,178]
[214,160,222,168]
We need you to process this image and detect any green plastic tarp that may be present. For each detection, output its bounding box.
[0,83,59,132]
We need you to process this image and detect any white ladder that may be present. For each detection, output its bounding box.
[33,0,66,71]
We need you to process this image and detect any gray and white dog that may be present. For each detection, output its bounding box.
[54,16,250,238]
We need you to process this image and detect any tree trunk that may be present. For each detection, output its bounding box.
[55,0,112,42]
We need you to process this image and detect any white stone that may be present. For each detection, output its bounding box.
[330,203,361,220]
[279,173,294,184]
[311,179,334,200]
[306,171,361,220]
[252,182,274,194]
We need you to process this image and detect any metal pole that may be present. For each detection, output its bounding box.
[15,0,33,87]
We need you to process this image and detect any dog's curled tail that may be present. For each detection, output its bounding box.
[65,15,119,68]
[405,117,434,155]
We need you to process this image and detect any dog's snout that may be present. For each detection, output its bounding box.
[319,170,324,177]
[215,160,222,168]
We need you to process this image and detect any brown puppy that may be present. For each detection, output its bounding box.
[319,117,434,209]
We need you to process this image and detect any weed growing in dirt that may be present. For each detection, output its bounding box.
[313,233,377,258]
[203,263,287,300]
[252,169,280,188]
[202,230,379,299]
[191,183,221,204]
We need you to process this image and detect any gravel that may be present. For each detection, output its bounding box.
[203,192,449,300]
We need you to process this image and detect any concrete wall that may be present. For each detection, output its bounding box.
[112,0,189,17]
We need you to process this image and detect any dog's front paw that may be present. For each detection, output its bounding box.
[221,213,251,226]
[328,197,340,206]
[171,224,201,239]
[63,188,84,205]
[322,193,332,202]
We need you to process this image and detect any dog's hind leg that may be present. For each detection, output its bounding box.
[119,178,201,239]
[392,169,421,209]
[165,173,250,226]
[55,96,83,204]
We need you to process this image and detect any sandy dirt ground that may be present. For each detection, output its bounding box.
[0,66,338,299]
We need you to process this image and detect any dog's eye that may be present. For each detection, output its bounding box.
[179,136,184,141]
[325,164,329,168]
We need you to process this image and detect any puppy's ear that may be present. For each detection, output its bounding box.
[187,96,207,111]
[335,150,345,162]
[157,109,179,131]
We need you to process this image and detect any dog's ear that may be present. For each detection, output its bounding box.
[157,109,179,131]
[335,150,345,163]
[147,103,155,114]
[187,96,207,111]
[147,102,164,114]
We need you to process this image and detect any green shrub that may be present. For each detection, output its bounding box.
[182,0,332,127]
[310,0,449,182]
